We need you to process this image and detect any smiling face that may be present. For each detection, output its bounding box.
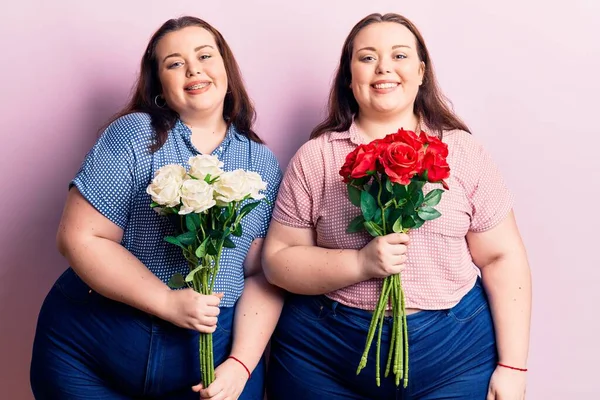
[154,26,228,121]
[350,22,425,118]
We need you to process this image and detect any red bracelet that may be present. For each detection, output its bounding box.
[228,356,251,378]
[497,362,528,372]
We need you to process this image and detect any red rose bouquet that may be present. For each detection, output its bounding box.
[339,128,450,388]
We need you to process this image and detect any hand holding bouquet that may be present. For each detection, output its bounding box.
[339,128,450,388]
[146,154,267,386]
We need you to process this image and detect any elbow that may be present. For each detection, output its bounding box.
[261,254,287,291]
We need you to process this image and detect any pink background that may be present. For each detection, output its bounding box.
[1,1,599,398]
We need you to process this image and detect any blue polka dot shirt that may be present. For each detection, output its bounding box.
[71,112,282,308]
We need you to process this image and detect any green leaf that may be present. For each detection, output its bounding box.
[185,214,197,231]
[417,206,442,221]
[347,215,366,233]
[409,180,426,196]
[368,180,381,201]
[364,221,383,237]
[222,237,236,248]
[164,236,185,249]
[168,273,186,289]
[360,191,377,221]
[231,224,243,237]
[374,208,383,226]
[423,189,444,207]
[385,178,393,194]
[177,231,197,246]
[195,237,210,258]
[207,240,219,256]
[150,201,160,208]
[392,217,403,233]
[402,215,417,229]
[412,216,425,230]
[204,174,212,183]
[185,265,205,283]
[411,188,424,208]
[393,184,408,199]
[239,201,260,218]
[348,185,362,207]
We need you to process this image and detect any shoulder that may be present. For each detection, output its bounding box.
[100,112,155,149]
[288,133,331,168]
[442,128,490,163]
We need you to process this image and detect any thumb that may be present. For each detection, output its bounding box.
[192,383,203,392]
[214,292,225,299]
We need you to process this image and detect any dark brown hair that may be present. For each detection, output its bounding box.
[311,13,469,139]
[105,16,261,152]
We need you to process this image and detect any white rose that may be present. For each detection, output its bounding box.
[213,170,253,205]
[188,154,224,180]
[146,164,186,207]
[245,171,267,200]
[179,178,216,215]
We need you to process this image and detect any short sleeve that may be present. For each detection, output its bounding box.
[468,140,515,232]
[272,141,321,229]
[70,114,147,230]
[255,149,283,238]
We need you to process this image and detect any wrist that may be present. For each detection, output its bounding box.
[150,287,173,320]
[355,249,369,281]
[497,362,528,372]
[228,355,251,379]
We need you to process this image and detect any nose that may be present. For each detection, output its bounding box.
[186,64,202,77]
[375,59,392,75]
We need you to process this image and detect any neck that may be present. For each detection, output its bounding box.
[180,110,228,139]
[355,108,419,141]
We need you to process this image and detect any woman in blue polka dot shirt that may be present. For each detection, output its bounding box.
[30,16,284,400]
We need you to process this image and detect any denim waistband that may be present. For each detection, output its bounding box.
[55,267,234,334]
[315,278,486,333]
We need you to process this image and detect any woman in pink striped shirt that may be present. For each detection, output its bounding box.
[263,12,531,400]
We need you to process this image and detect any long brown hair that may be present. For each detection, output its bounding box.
[105,16,261,152]
[311,13,469,139]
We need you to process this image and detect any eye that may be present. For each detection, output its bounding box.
[395,54,407,60]
[360,55,376,62]
[199,54,212,60]
[167,61,183,69]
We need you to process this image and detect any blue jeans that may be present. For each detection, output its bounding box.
[266,279,497,399]
[30,268,265,399]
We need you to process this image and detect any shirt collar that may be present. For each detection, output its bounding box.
[327,115,429,144]
[175,119,243,154]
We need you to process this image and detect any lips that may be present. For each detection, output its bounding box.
[372,82,399,89]
[184,81,211,91]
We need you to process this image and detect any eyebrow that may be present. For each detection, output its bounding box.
[356,45,411,52]
[162,45,215,63]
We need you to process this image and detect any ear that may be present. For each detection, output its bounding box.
[419,61,426,85]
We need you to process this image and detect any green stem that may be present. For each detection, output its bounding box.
[401,274,409,388]
[385,277,398,377]
[375,175,386,234]
[356,277,389,374]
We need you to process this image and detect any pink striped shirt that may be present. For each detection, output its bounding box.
[272,121,514,311]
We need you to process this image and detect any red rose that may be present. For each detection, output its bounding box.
[339,142,379,183]
[420,132,450,189]
[379,134,423,185]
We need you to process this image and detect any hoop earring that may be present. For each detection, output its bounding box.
[154,95,167,108]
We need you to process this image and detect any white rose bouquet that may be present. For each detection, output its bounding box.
[146,154,267,386]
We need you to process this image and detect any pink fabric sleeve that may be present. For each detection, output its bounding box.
[468,140,515,232]
[272,142,322,229]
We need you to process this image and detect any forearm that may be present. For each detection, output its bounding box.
[229,273,284,371]
[264,246,365,295]
[61,236,170,317]
[481,255,532,367]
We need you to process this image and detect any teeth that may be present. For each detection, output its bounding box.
[186,83,210,90]
[373,83,399,89]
